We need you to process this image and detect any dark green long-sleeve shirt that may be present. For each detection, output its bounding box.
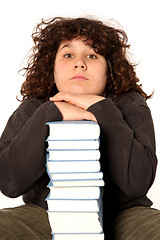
[0,91,157,217]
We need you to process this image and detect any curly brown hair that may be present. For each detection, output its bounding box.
[20,17,151,101]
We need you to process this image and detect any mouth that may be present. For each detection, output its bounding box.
[71,75,88,80]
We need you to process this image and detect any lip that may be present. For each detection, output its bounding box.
[71,75,88,80]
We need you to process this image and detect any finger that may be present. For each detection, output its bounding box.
[50,92,82,110]
[50,92,70,102]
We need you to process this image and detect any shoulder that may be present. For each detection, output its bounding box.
[16,97,48,117]
[113,91,151,122]
[19,97,47,108]
[113,91,148,110]
[113,91,153,129]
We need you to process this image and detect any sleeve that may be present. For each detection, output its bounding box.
[0,99,63,198]
[87,93,157,199]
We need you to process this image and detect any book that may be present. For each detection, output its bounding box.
[46,160,101,173]
[46,120,104,239]
[48,172,103,181]
[47,212,103,233]
[47,199,99,212]
[47,186,101,200]
[47,149,100,161]
[48,179,105,188]
[47,121,100,140]
[51,233,104,240]
[47,139,100,150]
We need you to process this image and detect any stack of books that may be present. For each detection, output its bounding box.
[46,121,104,240]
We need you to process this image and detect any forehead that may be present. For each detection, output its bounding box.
[58,38,93,51]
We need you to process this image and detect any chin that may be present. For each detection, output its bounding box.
[67,87,91,95]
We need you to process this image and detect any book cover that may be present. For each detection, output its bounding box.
[47,149,100,161]
[47,139,100,150]
[48,172,103,181]
[47,186,101,200]
[51,233,104,240]
[47,199,99,212]
[47,211,103,233]
[47,179,105,188]
[47,121,100,140]
[46,160,101,173]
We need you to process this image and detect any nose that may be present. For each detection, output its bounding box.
[74,58,87,70]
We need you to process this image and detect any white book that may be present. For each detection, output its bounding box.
[48,179,105,188]
[52,233,104,240]
[48,172,103,181]
[47,199,99,212]
[47,186,101,200]
[47,149,100,161]
[47,212,103,233]
[47,121,100,140]
[46,160,101,173]
[47,139,100,150]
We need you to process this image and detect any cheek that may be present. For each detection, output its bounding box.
[54,67,62,91]
[54,62,65,81]
[94,64,107,93]
[94,63,107,81]
[54,62,70,92]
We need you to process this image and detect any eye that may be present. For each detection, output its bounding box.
[87,54,97,59]
[64,53,73,58]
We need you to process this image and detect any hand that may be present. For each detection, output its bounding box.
[50,92,105,110]
[54,101,97,122]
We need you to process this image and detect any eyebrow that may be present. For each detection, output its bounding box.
[59,43,72,52]
[59,41,95,52]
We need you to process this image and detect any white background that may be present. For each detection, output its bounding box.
[0,0,160,209]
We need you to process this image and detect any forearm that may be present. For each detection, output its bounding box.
[88,97,157,198]
[0,100,62,197]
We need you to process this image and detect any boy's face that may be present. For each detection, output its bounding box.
[54,38,107,96]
